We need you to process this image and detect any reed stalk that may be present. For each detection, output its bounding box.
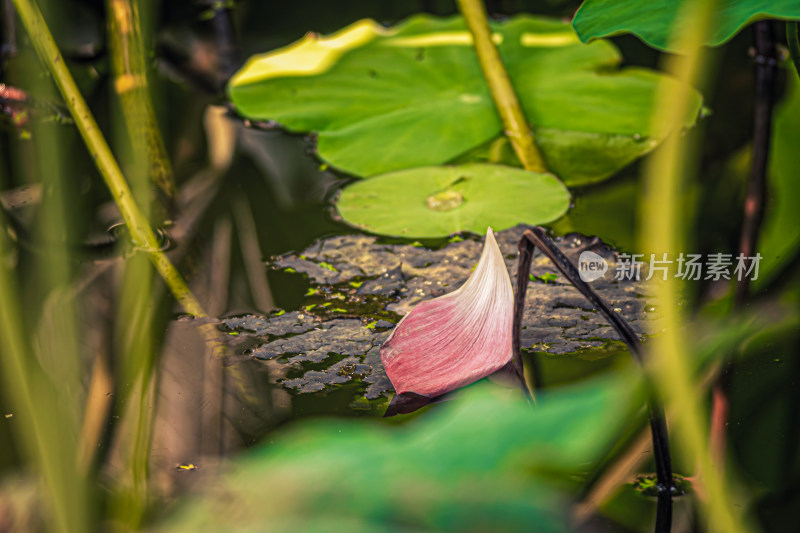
[10,0,206,318]
[640,0,750,531]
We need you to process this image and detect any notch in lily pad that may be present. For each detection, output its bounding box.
[335,163,570,238]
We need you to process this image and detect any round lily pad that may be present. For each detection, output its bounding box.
[335,163,570,238]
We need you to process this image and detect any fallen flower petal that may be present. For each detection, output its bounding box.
[380,227,514,416]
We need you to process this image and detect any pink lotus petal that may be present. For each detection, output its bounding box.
[380,227,514,413]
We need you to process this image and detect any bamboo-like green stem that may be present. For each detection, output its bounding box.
[640,1,749,532]
[457,0,547,173]
[107,0,176,199]
[10,0,206,318]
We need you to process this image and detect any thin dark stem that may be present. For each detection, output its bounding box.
[735,20,777,305]
[711,17,779,489]
[512,239,534,401]
[528,349,542,390]
[1,0,16,78]
[520,229,644,359]
[518,228,673,533]
[787,22,800,79]
[156,41,220,94]
[198,0,239,89]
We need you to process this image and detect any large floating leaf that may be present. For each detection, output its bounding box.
[157,376,636,533]
[335,163,570,238]
[573,0,800,53]
[229,15,702,186]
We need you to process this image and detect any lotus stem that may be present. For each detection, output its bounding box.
[10,0,206,318]
[457,0,548,173]
[519,229,644,361]
[512,239,536,400]
[734,20,777,305]
[517,227,673,533]
[712,18,779,476]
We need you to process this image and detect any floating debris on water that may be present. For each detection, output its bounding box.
[219,226,661,403]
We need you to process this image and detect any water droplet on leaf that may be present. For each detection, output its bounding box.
[426,190,463,212]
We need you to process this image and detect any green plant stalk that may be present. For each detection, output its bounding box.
[29,96,89,530]
[0,6,90,530]
[103,2,168,525]
[640,0,749,531]
[107,0,176,199]
[788,22,800,78]
[0,231,89,533]
[457,0,547,173]
[29,43,88,433]
[10,0,206,318]
[110,252,160,529]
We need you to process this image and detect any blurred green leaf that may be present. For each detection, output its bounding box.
[229,15,702,185]
[757,75,800,288]
[157,376,635,532]
[572,0,800,53]
[335,163,570,237]
[693,303,800,371]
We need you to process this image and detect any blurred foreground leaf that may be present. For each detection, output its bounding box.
[229,15,702,185]
[157,375,635,532]
[335,163,569,237]
[757,74,800,287]
[573,0,800,53]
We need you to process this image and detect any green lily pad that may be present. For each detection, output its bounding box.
[229,15,702,186]
[335,163,570,238]
[573,0,800,53]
